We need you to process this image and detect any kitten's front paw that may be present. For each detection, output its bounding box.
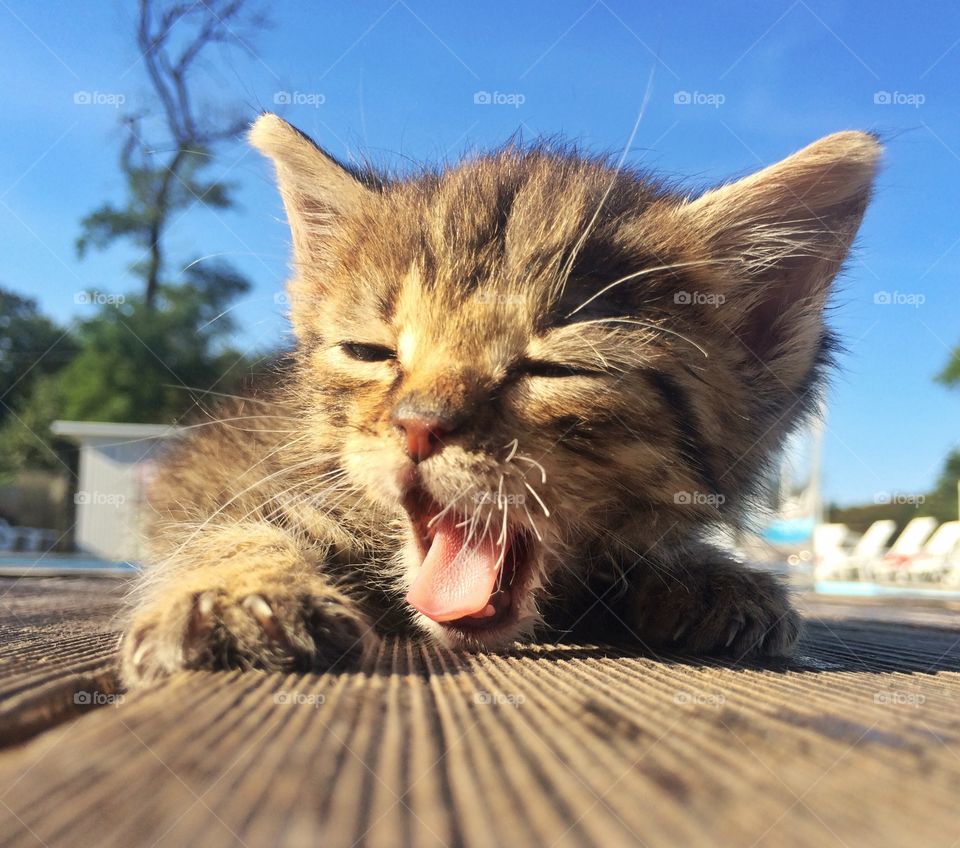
[121,577,378,687]
[633,566,800,658]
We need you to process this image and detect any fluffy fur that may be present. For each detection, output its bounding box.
[121,115,880,686]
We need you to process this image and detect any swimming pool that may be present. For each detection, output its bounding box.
[0,554,138,573]
[815,580,960,600]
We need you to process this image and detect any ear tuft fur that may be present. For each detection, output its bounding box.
[679,131,881,385]
[249,112,371,254]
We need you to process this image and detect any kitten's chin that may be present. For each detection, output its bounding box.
[418,610,538,651]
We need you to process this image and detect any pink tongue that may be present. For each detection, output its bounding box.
[406,515,503,622]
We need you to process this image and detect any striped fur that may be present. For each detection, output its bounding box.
[120,116,880,686]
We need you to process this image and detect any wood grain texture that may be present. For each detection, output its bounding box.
[0,577,127,747]
[0,577,959,847]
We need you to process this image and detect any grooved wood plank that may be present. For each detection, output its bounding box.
[0,577,128,747]
[0,578,958,847]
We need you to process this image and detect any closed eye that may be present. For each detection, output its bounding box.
[340,342,396,362]
[515,359,602,378]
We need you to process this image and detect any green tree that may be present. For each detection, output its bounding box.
[59,263,253,424]
[937,351,960,388]
[0,264,259,476]
[0,374,70,474]
[924,450,960,522]
[934,337,960,519]
[0,287,76,421]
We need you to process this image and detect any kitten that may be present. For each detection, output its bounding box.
[121,114,879,686]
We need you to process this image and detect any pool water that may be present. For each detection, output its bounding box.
[0,554,138,572]
[815,580,960,600]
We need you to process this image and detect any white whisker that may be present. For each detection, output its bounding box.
[523,481,551,518]
[574,317,710,359]
[564,259,735,319]
[497,498,509,547]
[181,251,285,272]
[556,65,656,295]
[428,487,471,529]
[522,501,544,542]
[514,455,547,484]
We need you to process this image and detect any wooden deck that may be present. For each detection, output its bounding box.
[0,576,958,847]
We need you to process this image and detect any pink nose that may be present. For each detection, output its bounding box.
[392,415,450,462]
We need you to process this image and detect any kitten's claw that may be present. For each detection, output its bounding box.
[242,593,272,621]
[131,636,153,670]
[196,591,216,620]
[182,591,217,657]
[243,593,284,641]
[724,619,741,648]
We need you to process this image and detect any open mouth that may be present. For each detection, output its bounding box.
[401,486,532,632]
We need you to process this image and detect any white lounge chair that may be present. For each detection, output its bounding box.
[867,516,938,581]
[901,521,960,582]
[814,520,896,580]
[0,518,59,553]
[848,520,897,578]
[812,523,851,579]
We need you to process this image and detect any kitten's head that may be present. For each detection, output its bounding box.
[251,114,879,648]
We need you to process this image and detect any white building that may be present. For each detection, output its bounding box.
[51,421,182,562]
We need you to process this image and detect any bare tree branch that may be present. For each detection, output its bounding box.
[83,0,268,307]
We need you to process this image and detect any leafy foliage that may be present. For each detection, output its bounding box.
[57,262,254,424]
[937,348,960,388]
[923,449,960,522]
[0,287,76,418]
[0,375,69,475]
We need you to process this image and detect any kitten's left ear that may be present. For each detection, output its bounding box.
[679,131,881,381]
[249,113,372,269]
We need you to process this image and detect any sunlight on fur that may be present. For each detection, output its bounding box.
[120,113,880,687]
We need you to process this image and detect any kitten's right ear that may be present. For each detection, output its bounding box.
[249,113,371,268]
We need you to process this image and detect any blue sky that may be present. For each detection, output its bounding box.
[0,0,958,506]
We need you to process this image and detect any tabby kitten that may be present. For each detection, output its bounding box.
[121,114,879,686]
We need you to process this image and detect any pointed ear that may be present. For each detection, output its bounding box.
[249,113,372,270]
[681,131,881,380]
